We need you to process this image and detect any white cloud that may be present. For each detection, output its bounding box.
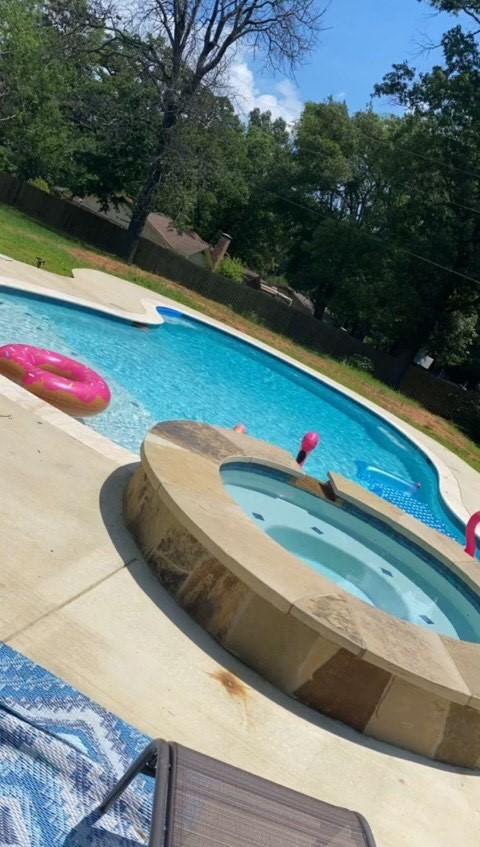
[227,60,303,124]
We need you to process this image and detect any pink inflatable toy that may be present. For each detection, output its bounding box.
[296,431,320,466]
[465,511,480,558]
[0,344,111,417]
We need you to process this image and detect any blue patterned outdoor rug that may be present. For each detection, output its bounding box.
[0,644,153,845]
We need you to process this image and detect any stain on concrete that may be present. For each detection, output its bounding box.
[210,670,248,701]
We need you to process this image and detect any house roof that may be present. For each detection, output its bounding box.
[72,195,131,228]
[145,213,210,258]
[71,196,210,258]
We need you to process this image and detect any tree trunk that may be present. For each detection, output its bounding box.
[124,157,164,264]
[125,102,178,264]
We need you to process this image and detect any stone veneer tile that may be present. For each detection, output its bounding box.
[292,593,366,654]
[296,636,341,691]
[442,638,480,708]
[177,558,249,642]
[151,421,245,462]
[223,593,338,692]
[436,703,480,768]
[352,602,470,704]
[126,469,212,591]
[124,467,151,515]
[295,648,391,732]
[150,552,192,596]
[366,678,449,759]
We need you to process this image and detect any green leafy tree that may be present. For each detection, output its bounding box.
[217,108,296,274]
[286,104,398,320]
[0,0,80,180]
[375,14,480,361]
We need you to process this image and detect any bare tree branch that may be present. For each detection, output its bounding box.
[103,0,326,258]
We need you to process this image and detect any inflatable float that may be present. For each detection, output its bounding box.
[465,512,480,558]
[296,432,320,466]
[356,460,421,496]
[0,344,110,417]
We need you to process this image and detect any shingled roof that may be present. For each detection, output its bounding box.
[71,196,210,258]
[144,213,210,257]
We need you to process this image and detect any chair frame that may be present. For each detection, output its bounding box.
[99,738,377,847]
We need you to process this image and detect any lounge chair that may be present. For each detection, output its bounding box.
[98,739,377,847]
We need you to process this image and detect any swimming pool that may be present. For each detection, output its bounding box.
[222,463,480,641]
[0,286,471,547]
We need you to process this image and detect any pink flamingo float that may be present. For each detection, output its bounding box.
[296,432,320,467]
[465,512,480,558]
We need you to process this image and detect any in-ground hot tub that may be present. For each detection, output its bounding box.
[125,421,480,768]
[222,463,480,644]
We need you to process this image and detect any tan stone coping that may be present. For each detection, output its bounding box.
[126,421,480,769]
[0,268,164,325]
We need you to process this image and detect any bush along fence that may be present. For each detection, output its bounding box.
[0,174,478,441]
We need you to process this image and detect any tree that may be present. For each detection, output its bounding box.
[154,92,249,237]
[423,0,480,17]
[0,0,79,180]
[0,0,112,188]
[375,14,480,362]
[104,0,324,260]
[286,104,398,321]
[216,108,296,273]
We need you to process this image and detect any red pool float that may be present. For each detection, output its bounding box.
[0,344,111,417]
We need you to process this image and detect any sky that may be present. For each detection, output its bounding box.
[227,0,463,123]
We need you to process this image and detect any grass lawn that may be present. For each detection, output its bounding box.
[0,201,479,473]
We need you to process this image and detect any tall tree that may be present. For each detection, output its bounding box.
[217,108,295,273]
[375,13,480,361]
[286,104,397,320]
[104,0,324,260]
[0,0,110,187]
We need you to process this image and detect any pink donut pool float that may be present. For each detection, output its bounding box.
[0,344,111,417]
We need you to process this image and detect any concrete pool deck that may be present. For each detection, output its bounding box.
[0,256,163,324]
[0,254,478,528]
[0,382,479,847]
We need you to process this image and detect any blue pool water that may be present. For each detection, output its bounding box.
[0,287,472,548]
[222,464,480,642]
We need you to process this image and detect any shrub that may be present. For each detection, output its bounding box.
[28,177,51,194]
[454,393,480,442]
[344,353,375,373]
[218,256,245,283]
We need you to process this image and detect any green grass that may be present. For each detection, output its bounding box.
[0,201,479,473]
[0,204,84,276]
